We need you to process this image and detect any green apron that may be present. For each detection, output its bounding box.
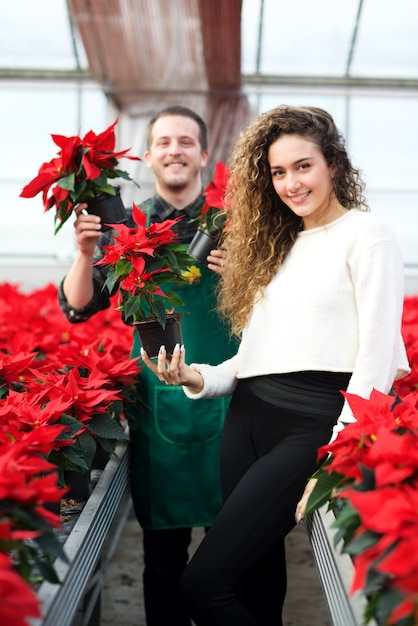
[128,210,237,529]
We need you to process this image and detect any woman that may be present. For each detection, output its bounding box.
[141,105,410,625]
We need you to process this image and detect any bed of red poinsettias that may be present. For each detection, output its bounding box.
[0,282,141,626]
[307,295,418,626]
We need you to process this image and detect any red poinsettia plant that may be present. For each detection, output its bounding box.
[196,160,230,237]
[20,120,141,234]
[96,203,194,328]
[306,388,418,626]
[305,296,418,626]
[0,281,141,626]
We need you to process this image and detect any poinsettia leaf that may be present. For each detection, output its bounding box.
[87,413,128,439]
[94,183,117,196]
[0,382,8,399]
[104,270,118,295]
[34,532,68,566]
[91,170,110,187]
[305,469,346,513]
[146,254,167,273]
[153,299,167,327]
[344,530,381,556]
[165,290,185,308]
[34,556,62,585]
[57,172,75,191]
[332,502,361,547]
[363,567,390,597]
[115,168,139,185]
[56,413,83,437]
[95,437,117,454]
[51,443,90,472]
[115,258,133,276]
[356,464,376,491]
[373,587,408,624]
[123,295,144,320]
[75,430,97,467]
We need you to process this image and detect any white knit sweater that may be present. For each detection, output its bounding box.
[185,210,411,441]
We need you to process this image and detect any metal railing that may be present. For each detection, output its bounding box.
[306,505,378,626]
[30,440,131,626]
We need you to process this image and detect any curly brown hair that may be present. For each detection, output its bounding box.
[218,104,369,336]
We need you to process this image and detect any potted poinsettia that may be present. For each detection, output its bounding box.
[188,161,230,264]
[20,120,141,234]
[96,203,195,357]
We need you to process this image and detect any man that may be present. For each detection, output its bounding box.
[59,106,236,626]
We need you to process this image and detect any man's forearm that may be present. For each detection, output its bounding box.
[63,250,95,309]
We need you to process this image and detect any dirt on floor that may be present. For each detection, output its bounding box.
[101,501,332,626]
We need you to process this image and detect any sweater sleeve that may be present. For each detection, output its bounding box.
[183,354,239,399]
[330,234,410,442]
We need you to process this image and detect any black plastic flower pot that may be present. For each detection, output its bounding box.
[187,227,219,265]
[134,314,183,359]
[86,187,128,231]
[63,469,91,502]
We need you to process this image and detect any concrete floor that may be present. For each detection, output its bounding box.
[101,503,332,626]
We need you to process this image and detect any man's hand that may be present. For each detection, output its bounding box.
[74,204,102,256]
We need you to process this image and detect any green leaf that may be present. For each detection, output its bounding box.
[344,529,381,556]
[87,413,128,439]
[51,442,91,473]
[305,469,346,514]
[35,557,62,585]
[333,504,361,547]
[104,269,118,294]
[152,299,167,327]
[57,413,84,437]
[123,294,144,320]
[374,587,410,625]
[95,437,117,454]
[35,531,68,564]
[356,464,376,491]
[75,431,97,468]
[57,172,75,191]
[165,290,185,308]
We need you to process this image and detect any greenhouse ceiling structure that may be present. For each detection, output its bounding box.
[1,0,418,290]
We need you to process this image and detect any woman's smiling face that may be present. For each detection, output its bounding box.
[268,134,343,229]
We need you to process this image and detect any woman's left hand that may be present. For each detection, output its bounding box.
[140,344,204,394]
[295,478,318,524]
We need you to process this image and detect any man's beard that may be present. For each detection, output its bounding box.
[164,178,189,191]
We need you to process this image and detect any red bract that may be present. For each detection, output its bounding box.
[0,553,41,626]
[377,529,418,592]
[0,352,36,385]
[58,339,140,388]
[100,203,181,264]
[0,427,68,509]
[202,160,230,212]
[34,367,121,425]
[341,484,418,536]
[0,389,74,434]
[197,161,230,237]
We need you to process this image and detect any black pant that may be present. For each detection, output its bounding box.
[142,527,192,626]
[179,374,348,625]
[143,526,210,626]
